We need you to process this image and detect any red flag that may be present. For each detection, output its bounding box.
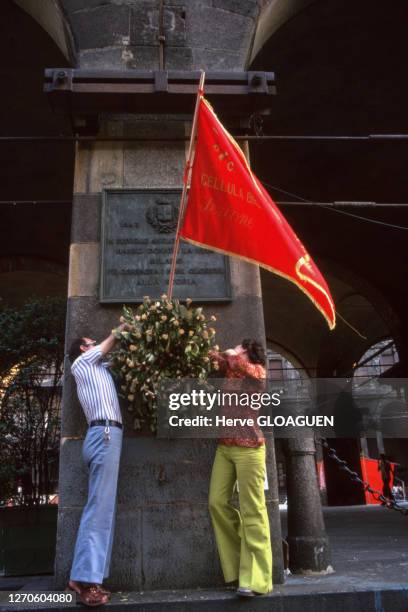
[180,98,336,330]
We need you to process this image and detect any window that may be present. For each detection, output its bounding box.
[269,358,284,380]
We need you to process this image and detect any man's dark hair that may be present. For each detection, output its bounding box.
[241,338,266,365]
[68,337,84,364]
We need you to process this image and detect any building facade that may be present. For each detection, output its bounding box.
[1,0,408,590]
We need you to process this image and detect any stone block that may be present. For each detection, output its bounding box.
[74,143,92,193]
[213,0,259,19]
[141,504,222,589]
[72,120,126,195]
[186,7,254,52]
[123,45,160,70]
[70,5,130,50]
[192,46,247,71]
[124,141,185,187]
[130,3,187,47]
[122,116,186,187]
[71,194,101,243]
[130,3,161,46]
[55,437,220,589]
[58,439,88,507]
[107,509,143,591]
[116,439,216,506]
[79,47,128,70]
[61,361,87,437]
[163,7,187,46]
[62,0,109,13]
[68,243,100,298]
[56,433,283,589]
[54,507,82,588]
[58,435,216,509]
[165,46,193,69]
[88,139,125,193]
[230,258,262,298]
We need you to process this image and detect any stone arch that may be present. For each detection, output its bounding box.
[250,0,317,65]
[261,255,401,378]
[250,0,408,375]
[13,0,76,64]
[266,338,309,378]
[316,258,402,377]
[0,256,68,307]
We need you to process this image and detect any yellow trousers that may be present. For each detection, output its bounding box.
[209,444,273,594]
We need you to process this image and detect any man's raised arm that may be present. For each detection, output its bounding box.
[99,323,127,357]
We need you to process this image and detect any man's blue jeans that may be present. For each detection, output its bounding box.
[70,425,122,584]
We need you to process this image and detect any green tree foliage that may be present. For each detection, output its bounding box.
[0,297,66,506]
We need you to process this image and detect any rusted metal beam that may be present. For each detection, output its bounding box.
[44,69,276,132]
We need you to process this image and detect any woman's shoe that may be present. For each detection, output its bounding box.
[236,587,256,597]
[236,587,269,598]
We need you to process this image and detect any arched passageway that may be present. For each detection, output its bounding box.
[250,0,408,377]
[0,257,67,307]
[14,0,76,63]
[251,0,408,508]
[0,1,75,305]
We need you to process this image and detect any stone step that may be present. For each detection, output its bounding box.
[1,585,408,612]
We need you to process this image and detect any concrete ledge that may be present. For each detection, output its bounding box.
[4,506,407,610]
[1,582,408,612]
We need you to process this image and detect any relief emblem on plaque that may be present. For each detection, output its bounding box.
[146,200,179,233]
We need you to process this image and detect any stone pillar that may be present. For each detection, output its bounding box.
[238,136,283,586]
[283,437,333,574]
[55,113,284,589]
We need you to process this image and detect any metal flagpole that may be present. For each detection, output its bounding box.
[167,70,206,300]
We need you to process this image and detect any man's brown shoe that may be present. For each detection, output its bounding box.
[92,584,111,598]
[69,580,111,597]
[68,581,109,607]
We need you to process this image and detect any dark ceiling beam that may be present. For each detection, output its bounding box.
[44,69,276,133]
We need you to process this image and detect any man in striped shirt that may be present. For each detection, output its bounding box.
[67,326,126,607]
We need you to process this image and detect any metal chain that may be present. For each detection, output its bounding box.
[316,437,408,516]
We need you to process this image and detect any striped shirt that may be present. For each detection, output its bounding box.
[71,346,122,424]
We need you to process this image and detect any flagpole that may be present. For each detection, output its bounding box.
[167,70,205,300]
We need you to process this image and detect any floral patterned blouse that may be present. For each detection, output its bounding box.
[210,351,266,448]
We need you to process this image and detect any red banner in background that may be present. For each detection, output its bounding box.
[180,98,336,330]
[360,457,396,505]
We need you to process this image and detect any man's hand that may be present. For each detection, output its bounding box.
[116,322,131,332]
[99,321,132,357]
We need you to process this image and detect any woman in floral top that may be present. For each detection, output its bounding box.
[208,339,273,598]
